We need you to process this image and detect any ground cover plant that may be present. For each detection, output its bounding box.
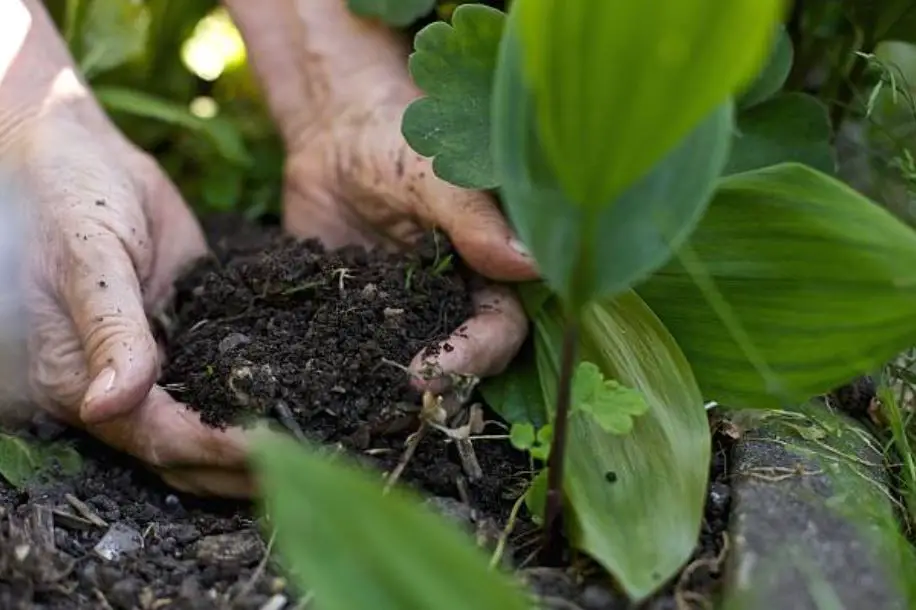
[4,0,916,609]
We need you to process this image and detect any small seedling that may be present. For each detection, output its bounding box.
[404,263,417,291]
[432,253,454,276]
[331,268,354,294]
[380,358,485,491]
[509,422,552,462]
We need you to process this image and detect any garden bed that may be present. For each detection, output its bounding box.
[0,216,731,609]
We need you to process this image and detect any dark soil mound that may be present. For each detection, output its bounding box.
[0,215,731,610]
[160,216,524,507]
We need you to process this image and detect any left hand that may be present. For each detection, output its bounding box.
[229,0,539,391]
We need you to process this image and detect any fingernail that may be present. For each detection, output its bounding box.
[82,367,117,412]
[509,237,531,258]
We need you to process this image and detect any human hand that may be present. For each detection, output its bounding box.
[228,0,538,392]
[2,100,251,497]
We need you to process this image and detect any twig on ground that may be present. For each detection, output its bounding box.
[675,532,729,610]
[273,400,307,443]
[233,530,277,607]
[384,423,428,494]
[489,490,527,570]
[65,494,107,528]
[739,464,823,482]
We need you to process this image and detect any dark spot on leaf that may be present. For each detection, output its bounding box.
[95,199,106,206]
[605,471,618,483]
[98,280,108,288]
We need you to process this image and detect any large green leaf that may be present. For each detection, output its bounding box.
[403,4,505,189]
[512,0,784,208]
[76,0,151,79]
[725,93,836,176]
[738,26,794,109]
[251,432,530,610]
[493,14,733,305]
[525,287,709,601]
[637,163,916,408]
[841,0,916,43]
[347,0,436,27]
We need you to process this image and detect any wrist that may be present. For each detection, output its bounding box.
[223,0,415,146]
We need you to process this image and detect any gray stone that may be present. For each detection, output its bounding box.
[194,529,263,567]
[93,522,143,561]
[724,407,910,610]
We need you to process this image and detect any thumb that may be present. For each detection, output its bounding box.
[415,165,539,282]
[63,232,159,424]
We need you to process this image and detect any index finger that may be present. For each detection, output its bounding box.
[408,282,528,393]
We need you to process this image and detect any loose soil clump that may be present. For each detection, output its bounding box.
[0,216,733,609]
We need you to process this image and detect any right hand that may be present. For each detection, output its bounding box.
[2,105,252,497]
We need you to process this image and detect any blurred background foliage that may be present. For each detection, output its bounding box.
[42,0,285,219]
[36,0,916,229]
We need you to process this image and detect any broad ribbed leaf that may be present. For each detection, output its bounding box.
[493,13,733,305]
[638,163,916,408]
[513,0,783,208]
[252,433,530,610]
[725,93,836,176]
[525,286,709,601]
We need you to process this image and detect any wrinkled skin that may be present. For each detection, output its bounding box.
[13,101,251,497]
[7,0,537,498]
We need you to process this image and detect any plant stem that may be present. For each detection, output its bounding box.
[540,318,578,565]
[830,39,874,137]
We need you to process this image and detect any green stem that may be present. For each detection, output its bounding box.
[540,318,578,565]
[830,39,873,136]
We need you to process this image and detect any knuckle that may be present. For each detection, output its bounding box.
[29,325,87,410]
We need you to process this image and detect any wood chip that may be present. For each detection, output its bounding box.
[65,493,108,528]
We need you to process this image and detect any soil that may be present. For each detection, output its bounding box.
[0,215,734,609]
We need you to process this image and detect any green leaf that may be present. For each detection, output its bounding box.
[402,5,505,189]
[493,15,734,305]
[93,86,251,166]
[739,26,794,109]
[479,340,547,427]
[528,289,709,601]
[77,0,151,79]
[251,432,530,610]
[525,468,548,524]
[0,434,82,489]
[841,0,916,43]
[725,93,836,176]
[571,362,650,435]
[512,0,784,208]
[347,0,436,27]
[509,422,535,450]
[637,163,916,408]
